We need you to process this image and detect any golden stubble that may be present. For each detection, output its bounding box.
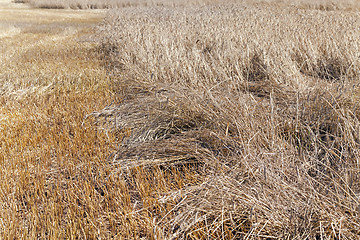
[0,2,198,238]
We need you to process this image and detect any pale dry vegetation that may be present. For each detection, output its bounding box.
[19,0,360,10]
[95,2,360,239]
[21,0,224,9]
[2,0,360,239]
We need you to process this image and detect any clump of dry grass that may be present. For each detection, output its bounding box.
[96,2,360,238]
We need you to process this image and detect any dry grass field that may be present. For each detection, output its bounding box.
[16,0,225,9]
[17,0,360,10]
[1,0,360,239]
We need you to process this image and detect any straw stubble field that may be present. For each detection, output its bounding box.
[1,0,360,239]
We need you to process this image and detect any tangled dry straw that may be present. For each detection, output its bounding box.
[91,2,360,238]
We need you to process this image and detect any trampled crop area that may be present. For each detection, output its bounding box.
[1,0,360,238]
